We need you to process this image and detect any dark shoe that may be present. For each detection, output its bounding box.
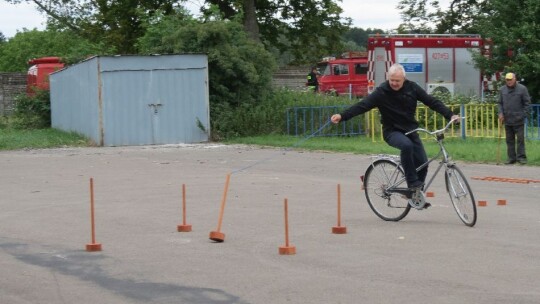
[408,180,424,190]
[518,159,527,165]
[505,160,516,165]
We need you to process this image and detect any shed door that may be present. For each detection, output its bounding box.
[101,68,208,146]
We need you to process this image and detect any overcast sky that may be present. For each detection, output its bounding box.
[0,0,414,39]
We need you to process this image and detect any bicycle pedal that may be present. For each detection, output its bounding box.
[408,190,427,210]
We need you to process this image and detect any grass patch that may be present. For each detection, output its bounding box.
[0,128,91,150]
[225,134,540,166]
[1,123,537,167]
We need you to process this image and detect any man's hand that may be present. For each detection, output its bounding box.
[331,114,342,124]
[450,114,461,123]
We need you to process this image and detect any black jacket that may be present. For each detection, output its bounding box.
[340,80,454,132]
[307,71,318,86]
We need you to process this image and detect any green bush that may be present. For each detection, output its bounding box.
[210,88,358,139]
[0,116,8,129]
[12,89,51,129]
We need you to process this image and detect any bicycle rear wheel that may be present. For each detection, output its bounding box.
[445,164,477,227]
[364,159,411,221]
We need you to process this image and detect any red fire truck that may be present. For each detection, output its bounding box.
[366,34,486,97]
[316,51,369,97]
[27,57,65,95]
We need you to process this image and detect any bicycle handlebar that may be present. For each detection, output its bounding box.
[405,116,463,136]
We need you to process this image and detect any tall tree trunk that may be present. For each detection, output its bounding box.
[243,0,260,42]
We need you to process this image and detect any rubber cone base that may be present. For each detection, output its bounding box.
[332,226,347,234]
[279,246,296,255]
[177,224,192,232]
[209,231,225,242]
[86,243,102,252]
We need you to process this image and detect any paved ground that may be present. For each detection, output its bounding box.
[1,144,539,304]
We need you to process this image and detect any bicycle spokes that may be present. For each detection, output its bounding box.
[364,159,411,221]
[445,165,477,227]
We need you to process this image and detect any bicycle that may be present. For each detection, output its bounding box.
[362,116,477,227]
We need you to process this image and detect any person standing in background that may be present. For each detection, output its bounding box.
[306,66,319,93]
[498,72,531,165]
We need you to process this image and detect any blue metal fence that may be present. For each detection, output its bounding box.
[528,104,540,140]
[286,105,366,137]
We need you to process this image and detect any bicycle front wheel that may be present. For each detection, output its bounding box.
[364,159,411,221]
[445,164,477,227]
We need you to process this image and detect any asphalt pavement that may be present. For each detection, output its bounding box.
[1,144,539,304]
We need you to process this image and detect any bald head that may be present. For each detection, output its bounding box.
[387,63,406,91]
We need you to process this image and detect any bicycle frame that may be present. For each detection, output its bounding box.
[363,117,477,226]
[370,117,459,195]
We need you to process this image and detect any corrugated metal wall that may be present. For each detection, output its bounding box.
[50,54,210,146]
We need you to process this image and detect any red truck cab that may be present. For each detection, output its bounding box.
[27,57,65,95]
[317,51,369,97]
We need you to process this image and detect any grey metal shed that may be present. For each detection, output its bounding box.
[50,54,210,146]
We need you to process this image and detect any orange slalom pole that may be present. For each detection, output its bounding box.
[86,177,102,252]
[177,184,192,232]
[279,198,296,255]
[332,184,347,234]
[209,173,231,242]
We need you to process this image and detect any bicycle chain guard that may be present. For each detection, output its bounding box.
[408,189,427,209]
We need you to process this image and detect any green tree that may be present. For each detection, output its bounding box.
[137,12,277,137]
[0,29,112,72]
[474,0,540,100]
[397,0,540,100]
[342,27,387,50]
[5,0,179,54]
[201,0,348,64]
[396,0,489,34]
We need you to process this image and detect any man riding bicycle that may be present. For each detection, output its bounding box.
[331,63,460,192]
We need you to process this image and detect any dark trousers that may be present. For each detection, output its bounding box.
[384,130,428,187]
[505,124,526,161]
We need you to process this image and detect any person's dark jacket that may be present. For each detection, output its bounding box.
[498,83,531,126]
[307,71,318,87]
[340,80,454,133]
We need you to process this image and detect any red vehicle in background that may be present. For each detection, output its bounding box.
[366,34,485,97]
[27,57,64,95]
[316,51,369,97]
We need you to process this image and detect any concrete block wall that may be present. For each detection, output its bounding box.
[272,66,310,91]
[0,73,26,115]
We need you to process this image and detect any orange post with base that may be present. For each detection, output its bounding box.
[177,184,192,232]
[332,184,347,234]
[209,174,231,242]
[279,198,296,255]
[86,178,102,252]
